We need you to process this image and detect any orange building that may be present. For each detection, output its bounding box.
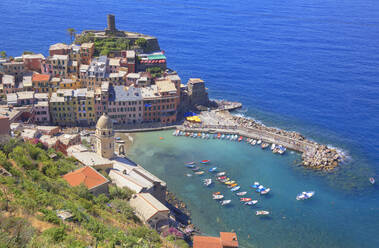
[193,232,238,248]
[63,166,109,195]
[80,43,94,65]
[32,73,51,93]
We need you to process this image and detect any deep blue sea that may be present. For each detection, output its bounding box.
[1,0,379,247]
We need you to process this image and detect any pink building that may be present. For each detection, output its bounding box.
[33,101,50,124]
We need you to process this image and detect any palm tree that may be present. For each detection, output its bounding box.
[67,28,76,43]
[0,51,6,58]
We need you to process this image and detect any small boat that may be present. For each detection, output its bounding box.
[209,167,217,172]
[256,185,265,193]
[257,140,262,145]
[245,200,258,205]
[231,186,240,192]
[203,179,212,186]
[261,143,269,149]
[213,192,221,195]
[221,134,225,139]
[213,134,217,139]
[226,135,230,140]
[369,177,375,185]
[240,198,252,202]
[221,200,231,206]
[186,161,195,165]
[251,140,257,145]
[251,182,260,188]
[260,188,271,195]
[225,180,236,185]
[185,164,196,168]
[271,143,276,150]
[191,167,200,171]
[220,179,229,183]
[278,148,286,155]
[296,191,315,200]
[217,176,226,180]
[186,173,192,177]
[217,133,221,139]
[195,171,204,175]
[201,160,210,164]
[228,183,238,188]
[238,136,243,142]
[217,172,226,176]
[213,194,224,200]
[236,191,247,196]
[206,134,210,139]
[256,210,270,216]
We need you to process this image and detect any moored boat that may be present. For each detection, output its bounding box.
[238,136,243,142]
[257,140,262,145]
[225,180,235,185]
[296,191,315,200]
[251,182,260,189]
[256,210,270,216]
[261,143,269,149]
[209,167,217,172]
[271,143,276,150]
[201,160,210,164]
[203,179,212,186]
[260,188,271,195]
[221,200,231,206]
[195,171,204,175]
[185,164,196,168]
[240,198,252,202]
[186,161,195,165]
[236,191,247,196]
[231,186,240,192]
[228,183,238,188]
[217,172,226,176]
[245,200,258,205]
[213,194,224,200]
[369,177,375,184]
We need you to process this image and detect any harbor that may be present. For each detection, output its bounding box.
[177,109,344,171]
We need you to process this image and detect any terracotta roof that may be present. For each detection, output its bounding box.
[193,232,238,248]
[63,166,108,189]
[220,232,239,247]
[32,73,50,82]
[193,236,222,248]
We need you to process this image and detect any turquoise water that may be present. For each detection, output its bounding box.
[128,131,379,248]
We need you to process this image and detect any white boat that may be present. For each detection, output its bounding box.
[257,140,262,145]
[296,191,315,200]
[271,143,276,150]
[203,179,212,186]
[236,191,247,196]
[213,194,224,200]
[260,188,271,195]
[252,140,257,145]
[245,200,258,205]
[231,186,240,192]
[221,200,231,206]
[251,182,260,188]
[256,210,270,216]
[206,134,210,139]
[217,172,226,176]
[172,130,177,136]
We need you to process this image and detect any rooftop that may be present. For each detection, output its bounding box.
[22,53,45,60]
[188,78,204,84]
[63,166,109,190]
[156,79,177,93]
[193,232,239,248]
[32,73,50,82]
[49,43,70,51]
[72,151,113,167]
[129,193,169,222]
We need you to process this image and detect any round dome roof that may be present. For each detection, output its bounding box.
[96,113,113,129]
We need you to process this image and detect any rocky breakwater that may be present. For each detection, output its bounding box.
[229,114,345,171]
[302,145,343,171]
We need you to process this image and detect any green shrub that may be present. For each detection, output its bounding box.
[43,226,66,243]
[40,209,61,225]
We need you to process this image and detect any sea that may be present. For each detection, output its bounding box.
[1,0,378,247]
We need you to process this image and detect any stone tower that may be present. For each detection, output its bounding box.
[95,113,114,159]
[106,14,116,33]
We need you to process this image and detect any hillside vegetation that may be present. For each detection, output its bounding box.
[0,139,188,248]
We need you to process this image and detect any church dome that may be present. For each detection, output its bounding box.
[96,113,113,129]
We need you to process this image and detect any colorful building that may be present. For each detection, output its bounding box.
[49,43,70,56]
[32,73,51,93]
[22,54,45,72]
[79,43,95,65]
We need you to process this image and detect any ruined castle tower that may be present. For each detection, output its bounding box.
[105,14,117,34]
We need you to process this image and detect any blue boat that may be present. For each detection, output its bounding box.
[185,164,196,168]
[256,185,265,193]
[209,167,217,172]
[251,182,260,188]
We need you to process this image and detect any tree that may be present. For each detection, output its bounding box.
[135,38,147,50]
[67,28,76,43]
[0,51,6,58]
